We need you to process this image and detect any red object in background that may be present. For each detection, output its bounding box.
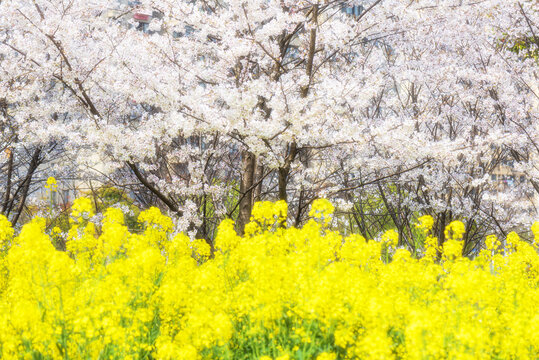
[133,13,151,22]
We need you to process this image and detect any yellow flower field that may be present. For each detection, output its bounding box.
[0,199,538,359]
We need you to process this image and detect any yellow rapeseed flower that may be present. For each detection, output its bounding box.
[0,199,538,359]
[44,176,57,192]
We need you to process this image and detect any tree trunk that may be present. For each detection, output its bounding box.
[253,161,264,203]
[279,4,317,205]
[12,148,42,226]
[1,148,13,214]
[278,142,297,202]
[236,150,256,234]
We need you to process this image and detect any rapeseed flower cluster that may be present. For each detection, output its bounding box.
[0,199,539,359]
[45,177,58,192]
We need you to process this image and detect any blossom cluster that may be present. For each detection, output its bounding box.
[0,199,539,359]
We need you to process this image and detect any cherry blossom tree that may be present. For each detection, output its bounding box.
[1,0,537,250]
